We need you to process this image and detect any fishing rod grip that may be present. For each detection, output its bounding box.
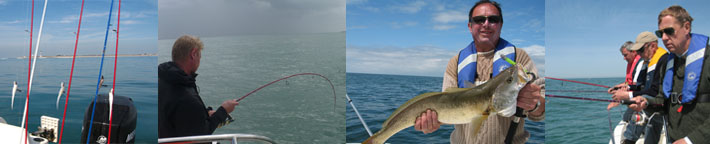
[620,100,636,105]
[514,107,526,118]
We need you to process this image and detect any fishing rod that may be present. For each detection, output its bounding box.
[546,89,608,93]
[547,94,635,104]
[346,94,373,136]
[86,0,116,142]
[237,73,337,109]
[57,0,85,143]
[545,77,611,88]
[21,0,47,143]
[107,0,121,142]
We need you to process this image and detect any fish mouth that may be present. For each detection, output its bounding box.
[491,65,533,117]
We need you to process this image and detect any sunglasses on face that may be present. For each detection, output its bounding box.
[470,15,502,24]
[637,43,647,54]
[655,27,674,38]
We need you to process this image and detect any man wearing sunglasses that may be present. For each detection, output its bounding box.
[612,32,669,144]
[413,0,545,143]
[629,5,710,144]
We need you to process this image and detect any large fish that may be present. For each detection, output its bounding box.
[362,64,533,144]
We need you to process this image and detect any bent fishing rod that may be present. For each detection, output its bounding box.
[236,73,337,109]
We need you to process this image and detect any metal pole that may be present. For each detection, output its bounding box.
[346,94,373,136]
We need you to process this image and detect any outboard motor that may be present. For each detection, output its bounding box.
[81,94,137,144]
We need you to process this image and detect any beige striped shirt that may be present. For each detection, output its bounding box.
[443,48,544,144]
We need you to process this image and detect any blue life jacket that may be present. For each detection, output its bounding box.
[663,33,709,103]
[457,38,516,88]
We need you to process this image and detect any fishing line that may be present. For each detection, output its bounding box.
[20,0,46,143]
[86,0,116,143]
[546,94,635,104]
[107,0,120,142]
[608,109,616,144]
[57,0,85,143]
[545,77,611,88]
[546,90,607,93]
[237,73,337,109]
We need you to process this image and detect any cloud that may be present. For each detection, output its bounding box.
[121,20,140,24]
[518,45,545,76]
[159,0,345,39]
[361,6,380,12]
[522,18,543,32]
[390,21,417,29]
[0,0,6,6]
[433,24,455,30]
[392,1,426,14]
[2,20,21,24]
[347,25,368,30]
[347,45,457,77]
[347,0,367,5]
[432,10,467,23]
[51,12,109,24]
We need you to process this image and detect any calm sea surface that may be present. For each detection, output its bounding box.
[0,56,158,143]
[346,73,544,144]
[546,77,627,144]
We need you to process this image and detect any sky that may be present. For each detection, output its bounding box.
[346,0,545,77]
[546,0,710,78]
[0,0,158,59]
[158,0,346,39]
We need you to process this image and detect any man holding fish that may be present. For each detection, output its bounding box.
[415,0,544,143]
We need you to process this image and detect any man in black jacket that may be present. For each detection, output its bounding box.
[158,35,240,138]
[630,5,710,144]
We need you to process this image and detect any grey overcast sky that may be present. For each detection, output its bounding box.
[158,0,346,39]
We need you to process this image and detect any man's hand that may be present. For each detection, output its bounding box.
[414,109,440,134]
[628,96,648,112]
[608,83,628,94]
[517,83,542,111]
[607,102,620,110]
[221,99,239,113]
[208,110,216,117]
[672,139,688,144]
[612,89,630,101]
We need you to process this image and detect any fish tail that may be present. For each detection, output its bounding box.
[362,136,376,144]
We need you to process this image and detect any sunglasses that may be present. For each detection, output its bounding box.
[655,27,674,38]
[470,15,502,24]
[637,43,647,54]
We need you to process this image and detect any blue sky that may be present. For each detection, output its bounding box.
[546,0,710,78]
[346,0,545,77]
[0,0,157,58]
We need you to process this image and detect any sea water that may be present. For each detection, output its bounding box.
[345,73,544,144]
[0,56,158,143]
[546,77,626,144]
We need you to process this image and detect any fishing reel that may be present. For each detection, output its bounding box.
[207,106,235,128]
[632,112,648,126]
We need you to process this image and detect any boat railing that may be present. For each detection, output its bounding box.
[158,133,276,144]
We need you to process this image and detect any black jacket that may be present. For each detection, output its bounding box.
[158,61,230,138]
[632,54,669,98]
[647,45,710,143]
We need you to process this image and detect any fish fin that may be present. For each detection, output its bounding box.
[471,113,489,137]
[444,87,472,93]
